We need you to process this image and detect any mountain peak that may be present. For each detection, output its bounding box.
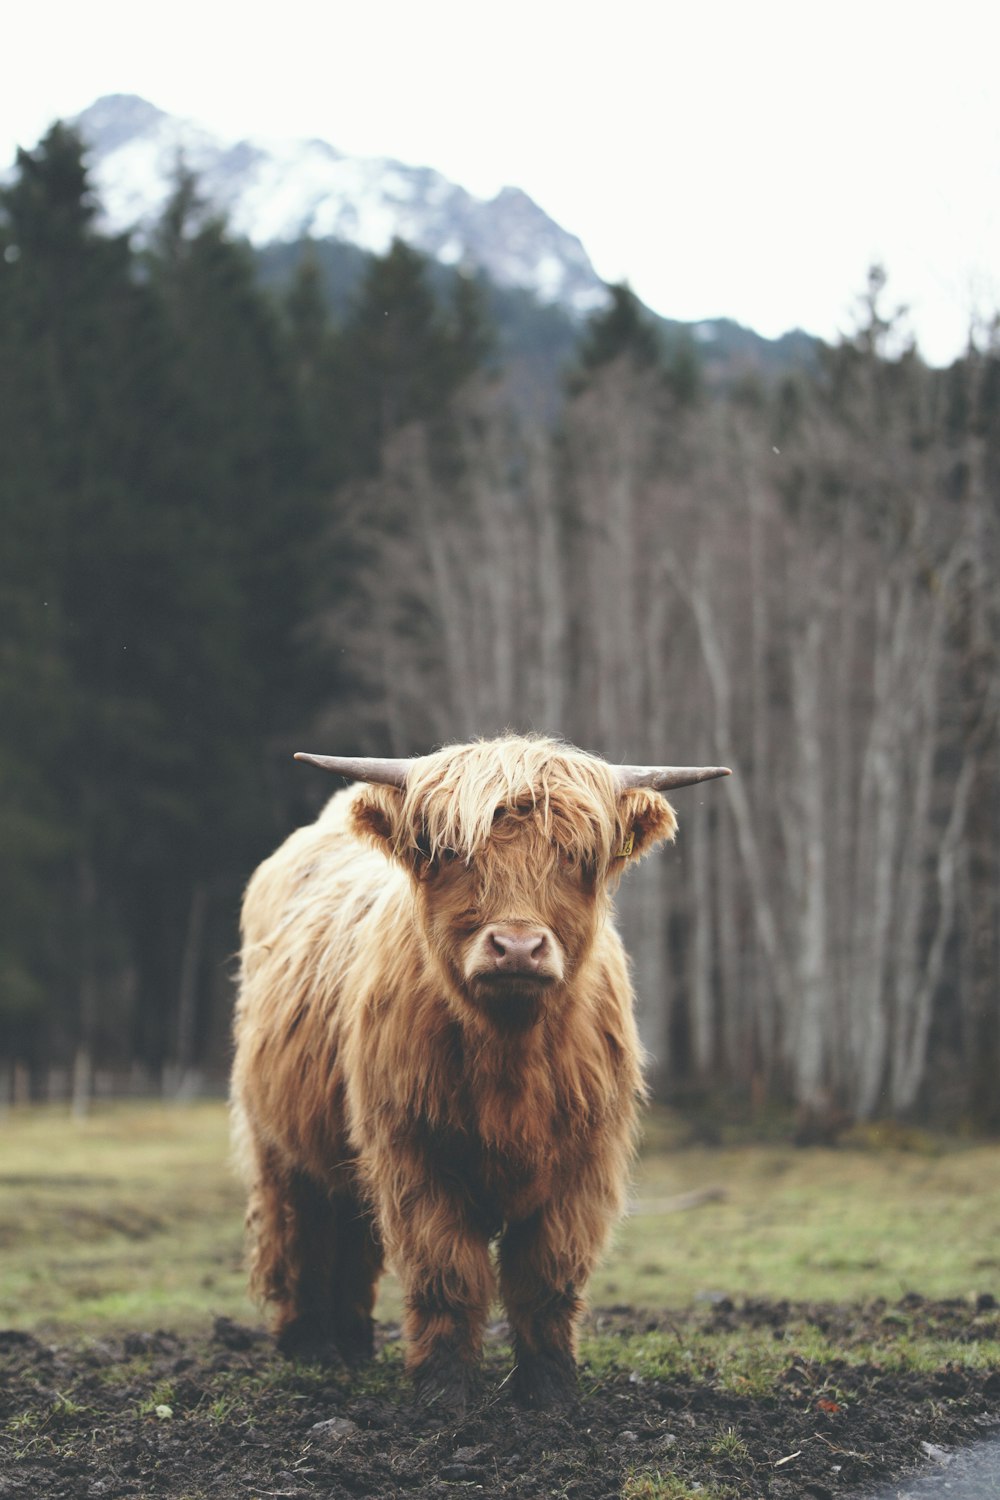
[67,94,608,315]
[74,94,171,152]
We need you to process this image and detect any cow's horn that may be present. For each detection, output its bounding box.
[615,765,732,791]
[294,753,410,787]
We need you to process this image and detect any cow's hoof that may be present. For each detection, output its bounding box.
[412,1355,473,1418]
[511,1349,577,1409]
[276,1318,346,1369]
[333,1316,376,1367]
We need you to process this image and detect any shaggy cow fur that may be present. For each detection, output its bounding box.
[231,735,678,1410]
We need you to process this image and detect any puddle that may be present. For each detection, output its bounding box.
[864,1435,1000,1498]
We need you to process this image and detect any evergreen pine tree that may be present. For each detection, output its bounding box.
[569,281,701,403]
[0,126,227,1070]
[574,282,663,378]
[332,239,491,476]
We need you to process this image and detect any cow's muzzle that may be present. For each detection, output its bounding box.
[466,925,564,987]
[488,926,550,974]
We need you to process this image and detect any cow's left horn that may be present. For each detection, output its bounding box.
[615,765,732,791]
[294,753,410,787]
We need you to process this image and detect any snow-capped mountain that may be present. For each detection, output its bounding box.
[69,95,608,316]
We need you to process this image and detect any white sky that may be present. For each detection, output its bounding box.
[4,0,998,364]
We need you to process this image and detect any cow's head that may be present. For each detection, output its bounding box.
[296,737,730,1031]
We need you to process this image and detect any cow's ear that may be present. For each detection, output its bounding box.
[351,784,406,859]
[615,787,677,865]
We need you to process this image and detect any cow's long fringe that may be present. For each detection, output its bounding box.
[398,735,621,868]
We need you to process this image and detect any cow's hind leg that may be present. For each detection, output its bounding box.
[328,1194,384,1363]
[246,1149,382,1365]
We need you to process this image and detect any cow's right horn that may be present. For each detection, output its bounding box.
[294,753,410,787]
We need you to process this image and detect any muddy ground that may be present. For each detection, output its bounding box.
[2,1298,999,1499]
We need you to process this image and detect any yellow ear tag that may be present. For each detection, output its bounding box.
[617,830,635,859]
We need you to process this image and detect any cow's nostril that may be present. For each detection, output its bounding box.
[488,928,549,971]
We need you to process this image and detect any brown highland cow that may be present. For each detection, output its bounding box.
[231,735,728,1410]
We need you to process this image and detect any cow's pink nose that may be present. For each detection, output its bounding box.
[487,928,548,972]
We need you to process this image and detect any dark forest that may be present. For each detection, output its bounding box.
[2,123,998,1126]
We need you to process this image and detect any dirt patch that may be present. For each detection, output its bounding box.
[1,1299,998,1499]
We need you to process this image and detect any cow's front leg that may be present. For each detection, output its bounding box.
[380,1181,495,1415]
[499,1209,597,1408]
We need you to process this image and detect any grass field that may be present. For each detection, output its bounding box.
[1,1101,999,1334]
[4,1104,1000,1499]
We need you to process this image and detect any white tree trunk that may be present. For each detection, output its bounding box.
[791,618,828,1109]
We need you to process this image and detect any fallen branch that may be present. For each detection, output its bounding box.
[628,1187,727,1215]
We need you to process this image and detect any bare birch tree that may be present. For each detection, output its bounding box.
[338,320,999,1123]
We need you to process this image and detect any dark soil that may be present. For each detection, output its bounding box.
[2,1298,999,1499]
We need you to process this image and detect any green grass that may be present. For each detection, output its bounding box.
[621,1470,735,1499]
[3,1105,1000,1500]
[0,1101,254,1332]
[580,1314,1000,1400]
[1,1102,1000,1335]
[593,1125,1000,1309]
